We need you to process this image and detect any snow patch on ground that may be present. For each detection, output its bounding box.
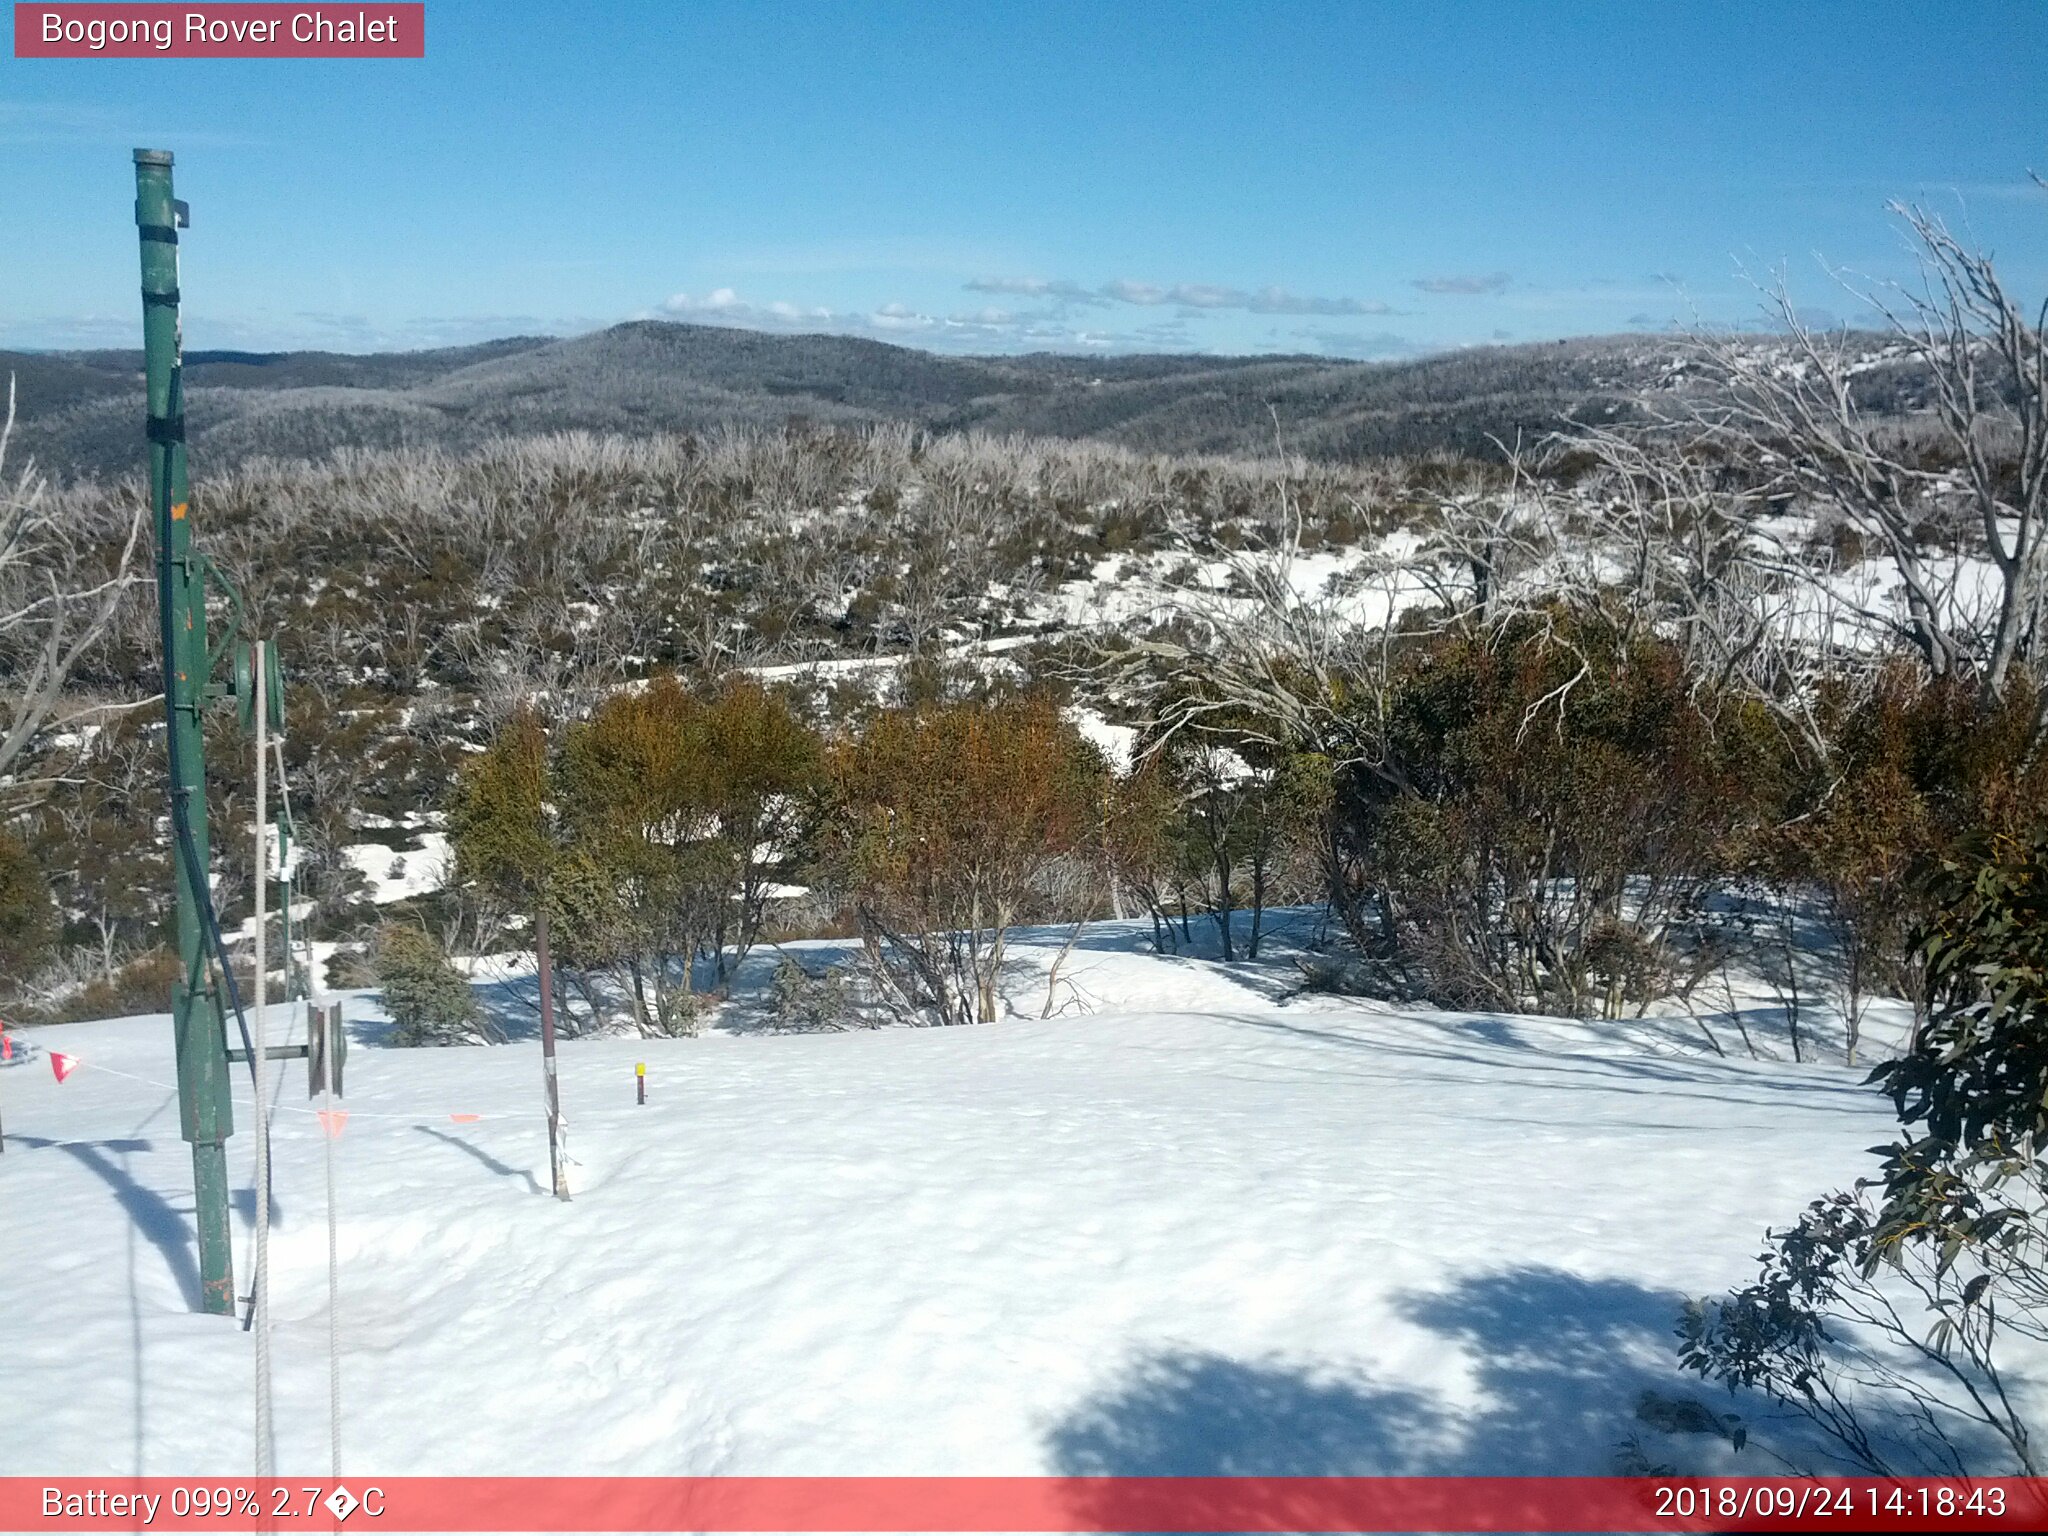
[340,833,451,906]
[1065,707,1138,774]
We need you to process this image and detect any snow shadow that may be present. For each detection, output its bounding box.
[1048,1352,1441,1477]
[1229,1013,1886,1119]
[1047,1266,1748,1492]
[232,1185,284,1226]
[1057,908,1325,961]
[11,1136,202,1312]
[1397,1267,1713,1472]
[415,1124,543,1194]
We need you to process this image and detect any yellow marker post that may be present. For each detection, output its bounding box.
[635,1060,646,1106]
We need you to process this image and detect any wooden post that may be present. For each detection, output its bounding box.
[252,637,275,1474]
[319,999,341,1477]
[535,905,569,1200]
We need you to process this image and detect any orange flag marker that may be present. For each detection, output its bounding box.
[317,1109,349,1138]
[448,1112,481,1123]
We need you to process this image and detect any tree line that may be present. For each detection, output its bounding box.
[377,675,1341,1043]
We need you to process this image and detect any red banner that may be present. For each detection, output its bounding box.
[12,4,424,58]
[5,1477,2048,1532]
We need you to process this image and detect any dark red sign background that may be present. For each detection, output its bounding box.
[6,1477,2048,1533]
[14,4,424,58]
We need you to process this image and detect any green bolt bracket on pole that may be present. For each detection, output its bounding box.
[135,149,287,1317]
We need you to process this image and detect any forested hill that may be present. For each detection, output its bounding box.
[1,322,1834,479]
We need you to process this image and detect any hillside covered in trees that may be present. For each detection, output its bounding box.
[0,322,1931,479]
[1,196,2038,1065]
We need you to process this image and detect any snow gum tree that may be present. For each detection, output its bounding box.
[448,705,556,902]
[446,704,567,1027]
[1135,731,1330,962]
[694,676,823,987]
[0,378,145,809]
[1354,611,1779,1015]
[555,677,724,1032]
[1101,758,1188,954]
[449,678,821,1036]
[831,692,1107,1025]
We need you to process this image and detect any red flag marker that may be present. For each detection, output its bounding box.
[2,1033,13,1061]
[317,1109,349,1138]
[49,1052,77,1084]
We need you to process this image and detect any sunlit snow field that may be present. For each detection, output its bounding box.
[1,914,1907,1477]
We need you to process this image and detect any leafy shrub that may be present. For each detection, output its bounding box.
[1780,670,2048,1049]
[371,921,493,1046]
[1347,613,1781,1015]
[20,947,183,1024]
[830,692,1107,1025]
[450,679,820,1035]
[1680,825,2048,1474]
[767,957,854,1032]
[324,943,377,990]
[0,830,58,984]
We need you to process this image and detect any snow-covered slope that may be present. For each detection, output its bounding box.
[0,920,1900,1478]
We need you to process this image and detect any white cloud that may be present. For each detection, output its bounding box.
[869,302,935,331]
[963,277,1103,303]
[1104,279,1169,305]
[965,276,1397,316]
[1412,272,1513,296]
[656,286,1097,349]
[1290,327,1425,359]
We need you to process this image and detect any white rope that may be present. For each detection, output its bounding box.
[252,640,276,1479]
[33,1054,524,1127]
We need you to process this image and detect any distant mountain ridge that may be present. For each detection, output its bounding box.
[0,320,1889,479]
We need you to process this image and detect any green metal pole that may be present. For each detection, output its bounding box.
[136,148,235,1316]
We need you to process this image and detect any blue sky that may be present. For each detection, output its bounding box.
[3,0,2044,357]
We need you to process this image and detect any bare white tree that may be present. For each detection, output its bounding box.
[1539,421,1854,764]
[0,378,147,807]
[1668,196,2048,729]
